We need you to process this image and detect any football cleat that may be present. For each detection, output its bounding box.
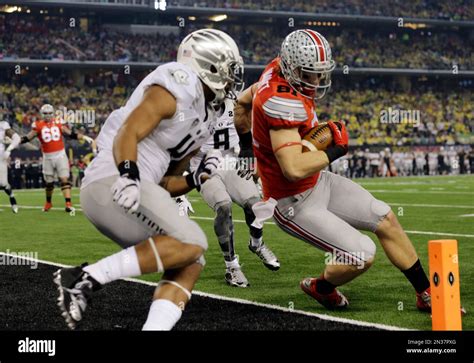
[300,277,349,310]
[43,202,53,212]
[416,287,432,312]
[248,241,280,271]
[224,257,249,287]
[225,266,249,288]
[416,287,467,315]
[53,264,101,330]
[11,205,18,214]
[65,202,74,213]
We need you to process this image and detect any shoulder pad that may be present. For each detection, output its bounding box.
[262,95,308,122]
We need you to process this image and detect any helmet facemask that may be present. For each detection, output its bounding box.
[281,56,335,101]
[204,58,244,108]
[225,60,245,100]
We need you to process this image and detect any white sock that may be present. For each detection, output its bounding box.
[83,246,141,285]
[225,257,240,269]
[142,299,182,331]
[250,236,263,249]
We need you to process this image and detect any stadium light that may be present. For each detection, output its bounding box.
[2,6,18,13]
[209,14,228,22]
[154,0,167,11]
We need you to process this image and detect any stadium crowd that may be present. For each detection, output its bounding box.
[318,88,473,146]
[172,0,472,21]
[1,71,472,147]
[0,71,129,138]
[1,15,473,69]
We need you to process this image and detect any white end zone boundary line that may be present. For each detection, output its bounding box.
[0,251,410,331]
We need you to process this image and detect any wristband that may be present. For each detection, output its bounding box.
[185,172,196,189]
[239,131,253,150]
[323,145,347,163]
[117,160,140,180]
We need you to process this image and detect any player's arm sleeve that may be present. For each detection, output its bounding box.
[262,96,309,129]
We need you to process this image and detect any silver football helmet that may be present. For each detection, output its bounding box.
[40,104,55,121]
[280,29,335,100]
[177,29,244,106]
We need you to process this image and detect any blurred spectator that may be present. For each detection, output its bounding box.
[1,14,472,69]
[171,0,473,21]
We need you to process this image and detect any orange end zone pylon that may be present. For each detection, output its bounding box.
[428,239,462,331]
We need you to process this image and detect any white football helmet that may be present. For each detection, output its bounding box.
[177,29,244,106]
[280,29,335,100]
[40,104,55,121]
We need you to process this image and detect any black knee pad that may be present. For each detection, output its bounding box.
[243,198,259,219]
[243,197,263,238]
[214,201,233,237]
[61,182,72,190]
[46,183,55,192]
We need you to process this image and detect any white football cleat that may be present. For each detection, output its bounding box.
[249,241,280,271]
[11,205,18,214]
[224,256,249,287]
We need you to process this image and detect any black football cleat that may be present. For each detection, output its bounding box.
[53,263,101,330]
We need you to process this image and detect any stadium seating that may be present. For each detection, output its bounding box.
[171,0,473,21]
[1,15,472,69]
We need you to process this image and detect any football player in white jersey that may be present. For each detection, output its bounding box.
[0,120,21,213]
[190,98,280,287]
[53,29,244,330]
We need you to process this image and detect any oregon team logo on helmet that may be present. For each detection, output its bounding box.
[40,104,55,121]
[177,29,244,106]
[280,29,335,100]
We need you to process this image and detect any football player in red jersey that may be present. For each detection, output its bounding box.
[235,29,433,312]
[21,104,96,212]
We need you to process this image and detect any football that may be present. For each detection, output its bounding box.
[301,122,334,152]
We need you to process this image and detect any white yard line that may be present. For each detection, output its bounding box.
[2,204,474,238]
[459,214,474,218]
[367,189,474,195]
[388,202,473,209]
[0,251,409,331]
[7,192,474,209]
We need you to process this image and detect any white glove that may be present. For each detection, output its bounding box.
[3,136,12,145]
[3,150,11,160]
[111,176,140,214]
[175,195,194,217]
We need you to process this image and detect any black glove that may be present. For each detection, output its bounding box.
[237,144,255,180]
[186,150,222,191]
